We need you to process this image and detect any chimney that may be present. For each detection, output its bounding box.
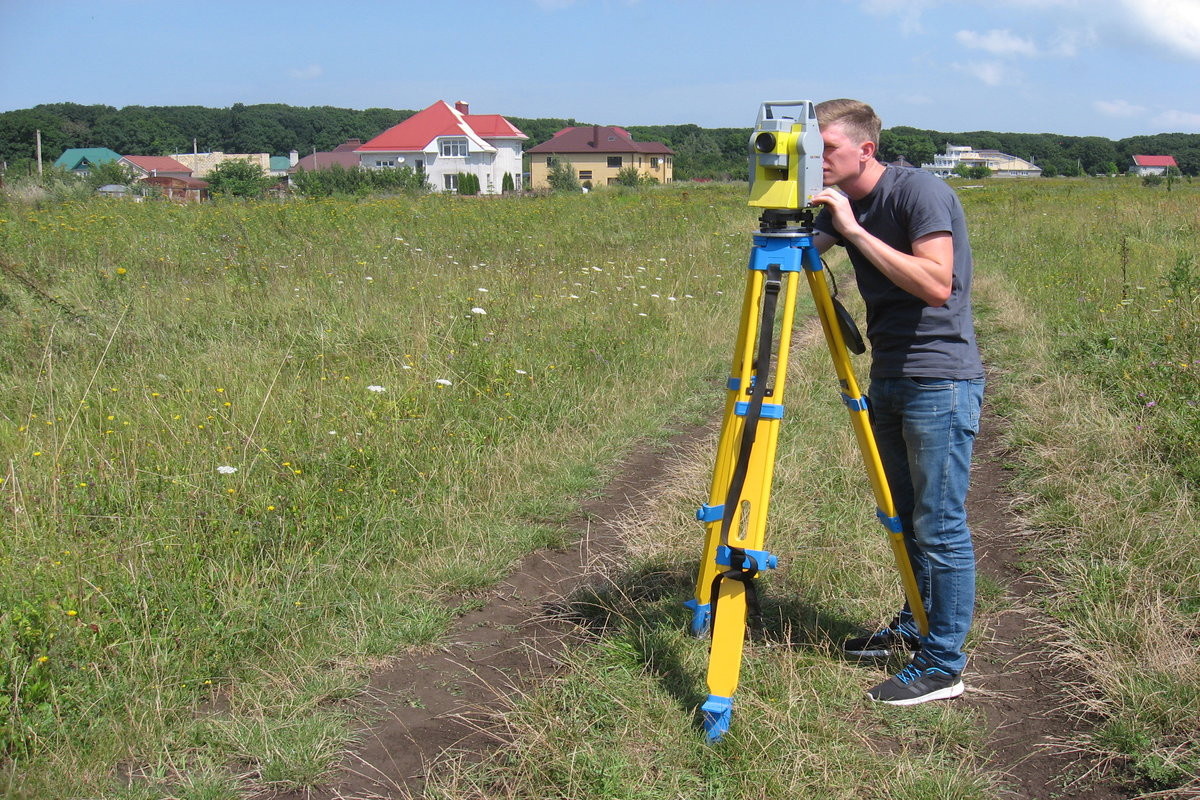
[455,100,469,114]
[592,125,599,148]
[289,149,299,167]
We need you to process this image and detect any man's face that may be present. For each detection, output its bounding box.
[820,122,865,187]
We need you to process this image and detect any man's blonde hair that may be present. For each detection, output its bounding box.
[816,99,881,146]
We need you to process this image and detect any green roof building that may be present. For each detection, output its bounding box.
[54,147,122,174]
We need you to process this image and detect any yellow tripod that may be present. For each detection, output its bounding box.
[688,209,930,742]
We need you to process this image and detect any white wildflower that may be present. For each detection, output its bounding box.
[471,307,487,315]
[217,465,237,475]
[436,379,453,386]
[367,385,386,393]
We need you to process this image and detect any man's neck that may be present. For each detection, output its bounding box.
[838,159,886,201]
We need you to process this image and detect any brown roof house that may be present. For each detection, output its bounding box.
[118,155,194,179]
[141,175,211,203]
[526,125,673,189]
[286,140,367,185]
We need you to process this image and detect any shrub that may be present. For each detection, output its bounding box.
[457,172,480,196]
[205,159,272,198]
[546,160,580,193]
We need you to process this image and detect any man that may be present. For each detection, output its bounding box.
[809,99,985,706]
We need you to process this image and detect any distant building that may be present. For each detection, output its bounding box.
[119,155,193,179]
[355,100,527,194]
[1129,155,1178,176]
[921,144,1042,177]
[141,175,210,203]
[287,140,365,176]
[54,147,122,175]
[527,125,674,188]
[268,156,292,177]
[95,184,130,198]
[169,151,271,178]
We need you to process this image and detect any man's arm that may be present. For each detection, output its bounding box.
[812,188,953,307]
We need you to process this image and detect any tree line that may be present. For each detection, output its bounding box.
[2,102,1196,181]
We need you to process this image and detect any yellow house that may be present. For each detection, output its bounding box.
[527,125,673,188]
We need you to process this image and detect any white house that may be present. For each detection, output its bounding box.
[1130,155,1178,176]
[922,144,1042,177]
[355,100,526,194]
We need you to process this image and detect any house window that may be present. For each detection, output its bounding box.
[546,156,557,167]
[444,174,458,191]
[440,138,468,157]
[375,159,395,168]
[578,170,593,180]
[607,156,622,168]
[650,157,660,169]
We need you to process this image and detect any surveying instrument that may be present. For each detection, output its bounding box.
[686,100,929,742]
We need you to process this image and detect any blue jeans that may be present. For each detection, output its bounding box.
[869,376,985,675]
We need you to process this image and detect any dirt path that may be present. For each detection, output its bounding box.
[274,408,1128,800]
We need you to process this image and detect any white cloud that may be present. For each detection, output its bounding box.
[860,0,935,35]
[955,60,1010,86]
[1094,99,1147,117]
[1153,108,1200,130]
[1046,26,1098,57]
[1117,0,1200,59]
[955,29,1038,57]
[289,64,323,80]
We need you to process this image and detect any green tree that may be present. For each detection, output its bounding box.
[879,129,936,166]
[456,172,480,195]
[84,159,139,190]
[614,165,643,186]
[502,172,515,193]
[205,159,271,198]
[546,159,580,192]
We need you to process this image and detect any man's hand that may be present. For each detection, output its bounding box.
[812,188,862,239]
[811,188,953,307]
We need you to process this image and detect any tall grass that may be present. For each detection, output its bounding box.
[0,186,753,796]
[1,178,1195,798]
[962,178,1199,791]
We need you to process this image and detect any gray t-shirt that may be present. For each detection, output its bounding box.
[814,165,984,380]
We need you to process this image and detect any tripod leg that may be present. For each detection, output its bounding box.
[698,236,802,742]
[688,269,761,636]
[800,246,929,637]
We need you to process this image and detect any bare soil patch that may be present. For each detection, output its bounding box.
[269,407,1130,800]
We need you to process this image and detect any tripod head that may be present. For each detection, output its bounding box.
[748,100,824,214]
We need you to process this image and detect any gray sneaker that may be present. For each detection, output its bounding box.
[867,654,964,706]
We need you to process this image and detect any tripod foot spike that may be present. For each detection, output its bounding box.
[701,695,733,742]
[684,599,712,637]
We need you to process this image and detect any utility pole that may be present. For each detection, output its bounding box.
[36,129,43,177]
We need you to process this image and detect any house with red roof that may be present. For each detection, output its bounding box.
[355,100,526,194]
[1130,154,1178,176]
[118,155,194,179]
[526,126,674,189]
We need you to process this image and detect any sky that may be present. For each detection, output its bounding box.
[1,0,1198,139]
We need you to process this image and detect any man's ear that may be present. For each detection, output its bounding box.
[860,139,877,163]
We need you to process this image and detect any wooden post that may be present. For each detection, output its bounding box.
[36,129,43,177]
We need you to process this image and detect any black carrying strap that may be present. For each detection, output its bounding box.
[710,262,783,632]
[708,548,763,638]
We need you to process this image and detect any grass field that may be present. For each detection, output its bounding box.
[0,178,1196,798]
